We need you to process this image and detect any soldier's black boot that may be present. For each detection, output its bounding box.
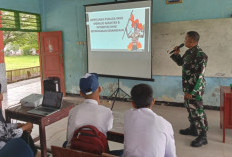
[191,131,208,147]
[179,125,198,136]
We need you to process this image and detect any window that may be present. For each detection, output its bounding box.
[0,9,41,32]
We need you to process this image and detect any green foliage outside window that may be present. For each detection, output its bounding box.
[0,8,41,32]
[0,9,40,56]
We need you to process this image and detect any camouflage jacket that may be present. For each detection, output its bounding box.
[170,45,208,96]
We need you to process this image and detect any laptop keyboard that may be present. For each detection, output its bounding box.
[36,107,56,112]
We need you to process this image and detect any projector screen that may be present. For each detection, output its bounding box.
[85,1,152,79]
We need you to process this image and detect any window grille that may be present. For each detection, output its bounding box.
[0,9,41,32]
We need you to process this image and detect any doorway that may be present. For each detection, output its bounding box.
[4,31,40,84]
[0,8,41,92]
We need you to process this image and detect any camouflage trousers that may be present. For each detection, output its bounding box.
[184,96,208,133]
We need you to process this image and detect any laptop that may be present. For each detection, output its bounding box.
[27,91,63,116]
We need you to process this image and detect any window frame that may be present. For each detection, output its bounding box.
[0,8,41,32]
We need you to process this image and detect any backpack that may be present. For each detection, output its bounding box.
[70,125,109,154]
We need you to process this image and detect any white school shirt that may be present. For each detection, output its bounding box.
[123,108,177,157]
[66,99,113,145]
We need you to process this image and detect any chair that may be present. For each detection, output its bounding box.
[51,146,101,157]
[102,153,119,157]
[51,131,124,157]
[51,146,117,157]
[107,131,124,143]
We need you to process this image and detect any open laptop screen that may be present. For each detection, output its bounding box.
[42,91,63,109]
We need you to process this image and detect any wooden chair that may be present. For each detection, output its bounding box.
[101,153,118,157]
[107,131,124,143]
[51,131,124,157]
[51,146,118,157]
[51,146,101,157]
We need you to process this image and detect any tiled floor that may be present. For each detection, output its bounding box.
[1,77,232,157]
[2,78,42,109]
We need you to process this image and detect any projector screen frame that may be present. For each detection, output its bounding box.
[84,0,154,81]
[99,74,154,81]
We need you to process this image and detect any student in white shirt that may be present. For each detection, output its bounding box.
[123,84,177,157]
[66,73,113,147]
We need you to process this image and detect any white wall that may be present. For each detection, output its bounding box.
[152,18,232,77]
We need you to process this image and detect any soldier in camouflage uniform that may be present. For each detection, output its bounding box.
[170,31,208,147]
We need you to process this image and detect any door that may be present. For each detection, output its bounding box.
[39,31,65,95]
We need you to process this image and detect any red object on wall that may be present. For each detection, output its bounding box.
[220,86,232,143]
[0,11,5,63]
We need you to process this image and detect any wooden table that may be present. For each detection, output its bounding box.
[5,100,74,157]
[220,86,232,143]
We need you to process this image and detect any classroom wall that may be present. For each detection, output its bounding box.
[0,0,40,13]
[39,0,232,107]
[0,28,7,92]
[152,18,232,77]
[153,0,232,23]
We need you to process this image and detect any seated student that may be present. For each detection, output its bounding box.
[0,93,40,157]
[0,138,34,157]
[123,84,176,157]
[66,73,113,147]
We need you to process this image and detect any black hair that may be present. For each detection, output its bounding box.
[131,84,153,109]
[187,31,200,42]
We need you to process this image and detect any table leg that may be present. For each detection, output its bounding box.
[6,116,11,123]
[223,127,225,143]
[39,122,47,157]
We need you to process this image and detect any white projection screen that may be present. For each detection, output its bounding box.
[85,1,152,79]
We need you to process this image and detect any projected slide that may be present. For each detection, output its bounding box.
[86,7,150,52]
[86,1,152,79]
